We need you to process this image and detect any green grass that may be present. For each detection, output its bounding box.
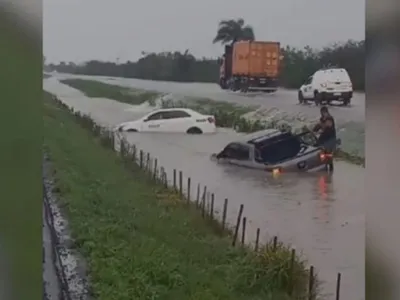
[44,93,312,300]
[161,96,257,117]
[60,78,161,105]
[191,97,257,115]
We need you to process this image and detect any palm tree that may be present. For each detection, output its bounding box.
[212,18,255,45]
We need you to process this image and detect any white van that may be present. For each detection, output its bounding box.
[298,68,353,106]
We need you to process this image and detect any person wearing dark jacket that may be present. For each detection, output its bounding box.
[313,106,336,171]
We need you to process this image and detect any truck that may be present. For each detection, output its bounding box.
[218,41,282,93]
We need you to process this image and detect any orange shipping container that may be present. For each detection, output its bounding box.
[232,41,281,77]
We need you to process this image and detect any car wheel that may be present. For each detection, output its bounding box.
[126,128,138,132]
[298,91,306,104]
[314,91,322,106]
[343,98,351,106]
[187,127,203,134]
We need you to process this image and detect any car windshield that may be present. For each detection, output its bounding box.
[297,131,317,146]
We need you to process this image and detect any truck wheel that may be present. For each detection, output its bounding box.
[240,81,249,93]
[314,91,322,106]
[230,80,239,91]
[219,79,227,89]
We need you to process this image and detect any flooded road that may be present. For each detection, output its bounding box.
[44,78,364,300]
[53,73,365,124]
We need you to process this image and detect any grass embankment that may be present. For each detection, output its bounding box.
[60,78,160,105]
[44,92,312,300]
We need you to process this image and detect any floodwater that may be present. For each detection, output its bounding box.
[44,77,365,300]
[54,73,365,124]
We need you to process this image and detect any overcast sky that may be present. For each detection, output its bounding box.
[43,0,365,63]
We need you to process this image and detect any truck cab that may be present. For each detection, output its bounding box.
[219,56,227,89]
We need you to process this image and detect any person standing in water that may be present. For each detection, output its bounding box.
[313,106,336,171]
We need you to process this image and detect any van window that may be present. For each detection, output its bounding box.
[322,69,351,82]
[304,76,313,85]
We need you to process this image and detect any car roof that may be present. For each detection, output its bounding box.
[314,68,350,79]
[147,107,202,115]
[234,129,282,144]
[316,68,348,73]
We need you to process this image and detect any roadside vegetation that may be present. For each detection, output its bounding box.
[61,78,364,165]
[44,92,314,299]
[161,98,364,165]
[46,18,365,91]
[60,78,160,105]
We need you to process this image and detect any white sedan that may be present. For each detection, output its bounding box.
[117,108,217,134]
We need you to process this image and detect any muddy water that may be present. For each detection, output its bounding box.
[44,78,364,300]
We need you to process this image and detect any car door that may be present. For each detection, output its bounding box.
[161,110,193,132]
[302,76,314,99]
[141,111,165,132]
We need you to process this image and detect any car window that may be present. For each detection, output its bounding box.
[163,110,191,119]
[223,143,250,160]
[297,132,317,146]
[305,76,313,85]
[146,112,164,121]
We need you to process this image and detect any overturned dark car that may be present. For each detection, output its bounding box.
[211,129,341,174]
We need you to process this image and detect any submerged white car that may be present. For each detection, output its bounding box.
[117,108,217,134]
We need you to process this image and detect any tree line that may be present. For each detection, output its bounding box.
[46,18,364,90]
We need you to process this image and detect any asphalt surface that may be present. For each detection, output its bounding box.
[44,76,365,300]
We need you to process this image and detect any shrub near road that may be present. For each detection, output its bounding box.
[60,78,364,165]
[61,78,160,105]
[43,93,312,300]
